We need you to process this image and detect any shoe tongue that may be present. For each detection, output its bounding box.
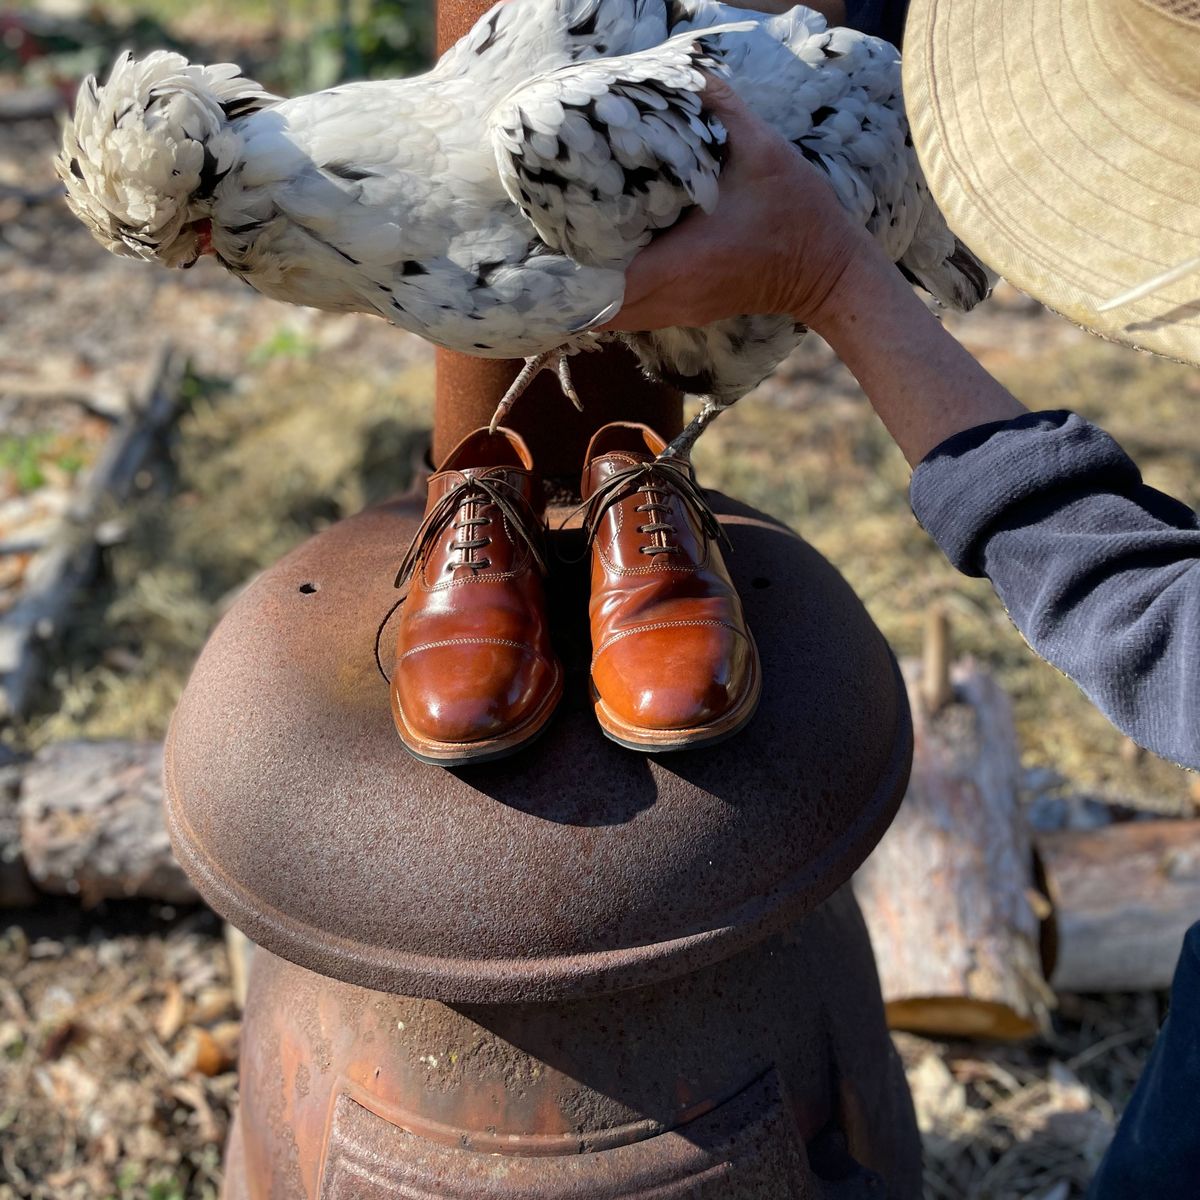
[440,427,535,473]
[427,463,535,509]
[581,423,667,496]
[427,427,538,509]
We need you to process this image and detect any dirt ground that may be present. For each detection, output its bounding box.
[3,11,1199,1198]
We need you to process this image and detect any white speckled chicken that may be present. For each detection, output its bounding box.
[57,0,989,457]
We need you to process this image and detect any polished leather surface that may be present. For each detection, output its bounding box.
[582,424,758,741]
[391,428,560,757]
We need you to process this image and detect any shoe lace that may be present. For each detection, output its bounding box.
[570,460,728,558]
[393,471,546,589]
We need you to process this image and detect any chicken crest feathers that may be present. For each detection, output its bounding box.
[57,50,277,266]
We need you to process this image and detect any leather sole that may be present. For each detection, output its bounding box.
[391,663,564,768]
[591,636,762,754]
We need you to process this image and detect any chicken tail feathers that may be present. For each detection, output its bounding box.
[900,236,994,312]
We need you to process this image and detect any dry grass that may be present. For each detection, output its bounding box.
[897,989,1164,1200]
[0,906,235,1200]
[695,324,1200,812]
[22,356,432,747]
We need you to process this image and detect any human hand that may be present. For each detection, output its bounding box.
[601,75,889,334]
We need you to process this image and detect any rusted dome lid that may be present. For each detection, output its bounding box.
[164,492,910,1002]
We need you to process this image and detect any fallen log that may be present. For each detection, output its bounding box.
[855,611,1053,1039]
[1038,819,1200,993]
[0,346,183,720]
[0,750,35,907]
[19,740,198,905]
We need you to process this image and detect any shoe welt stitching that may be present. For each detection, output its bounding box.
[431,566,524,591]
[397,636,533,663]
[423,569,523,591]
[591,619,748,668]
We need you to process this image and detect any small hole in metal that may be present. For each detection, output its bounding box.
[298,582,318,595]
[751,577,771,590]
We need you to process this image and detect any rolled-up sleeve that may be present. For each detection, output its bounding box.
[910,411,1200,769]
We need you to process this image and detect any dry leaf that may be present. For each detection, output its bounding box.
[175,1027,231,1077]
[155,982,186,1043]
[191,985,235,1025]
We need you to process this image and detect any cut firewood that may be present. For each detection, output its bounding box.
[921,604,954,715]
[0,750,35,908]
[1038,820,1200,993]
[855,652,1053,1040]
[19,740,198,905]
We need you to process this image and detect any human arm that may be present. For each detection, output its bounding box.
[606,81,1200,768]
[813,223,1200,769]
[604,77,1027,465]
[910,414,1200,769]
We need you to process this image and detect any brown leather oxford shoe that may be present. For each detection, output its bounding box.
[580,423,761,752]
[390,427,562,766]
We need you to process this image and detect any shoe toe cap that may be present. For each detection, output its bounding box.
[594,625,753,732]
[394,640,555,746]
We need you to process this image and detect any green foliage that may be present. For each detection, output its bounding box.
[0,433,89,494]
[147,1179,187,1200]
[8,1,430,99]
[0,435,47,493]
[276,0,433,92]
[1,9,192,88]
[248,324,320,366]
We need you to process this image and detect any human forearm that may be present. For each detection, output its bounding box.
[910,412,1200,768]
[606,78,1025,463]
[809,248,1026,465]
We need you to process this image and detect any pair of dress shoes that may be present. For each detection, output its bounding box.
[389,422,761,767]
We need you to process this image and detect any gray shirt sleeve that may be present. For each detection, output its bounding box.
[910,410,1200,769]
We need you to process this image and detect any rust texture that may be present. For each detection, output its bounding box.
[180,3,925,1195]
[433,347,683,481]
[430,0,682,474]
[165,492,911,1003]
[221,892,920,1199]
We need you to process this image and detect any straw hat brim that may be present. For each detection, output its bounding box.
[902,0,1200,366]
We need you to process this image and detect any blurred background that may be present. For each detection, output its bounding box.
[1,3,1199,1197]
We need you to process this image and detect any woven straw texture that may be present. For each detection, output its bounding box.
[903,0,1200,365]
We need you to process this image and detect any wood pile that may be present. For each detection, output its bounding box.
[855,607,1198,1040]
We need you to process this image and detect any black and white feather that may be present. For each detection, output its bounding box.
[57,0,990,454]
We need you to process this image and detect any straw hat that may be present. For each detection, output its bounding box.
[902,0,1200,366]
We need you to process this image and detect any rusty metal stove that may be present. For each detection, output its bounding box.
[161,3,925,1193]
